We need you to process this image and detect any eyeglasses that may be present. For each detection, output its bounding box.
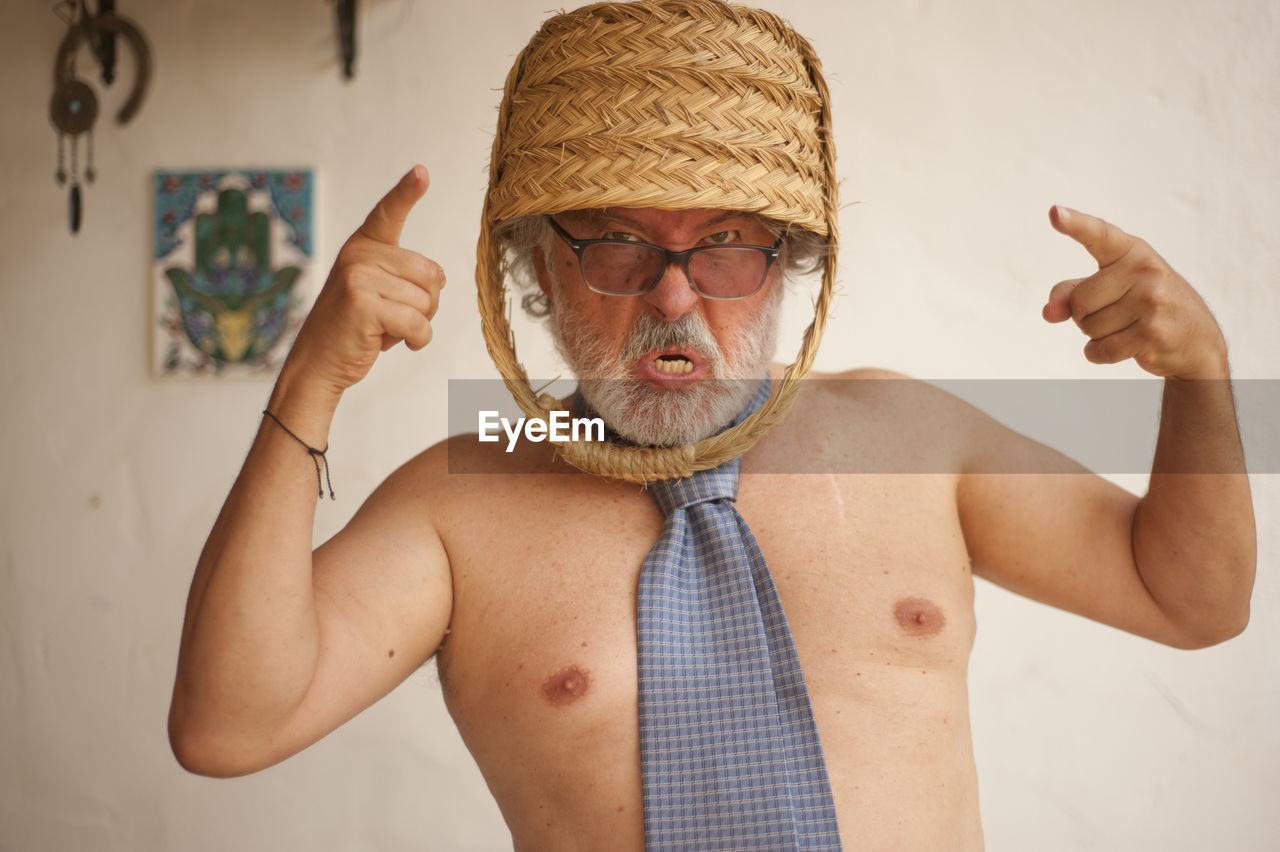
[547,217,782,300]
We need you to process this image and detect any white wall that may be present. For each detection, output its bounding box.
[1,0,1276,849]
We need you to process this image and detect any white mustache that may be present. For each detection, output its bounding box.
[619,312,722,370]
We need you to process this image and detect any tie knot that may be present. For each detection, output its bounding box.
[643,376,770,515]
[647,456,741,514]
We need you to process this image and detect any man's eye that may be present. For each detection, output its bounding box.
[603,231,642,242]
[703,230,740,245]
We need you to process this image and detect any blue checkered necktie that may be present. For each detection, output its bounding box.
[637,378,842,850]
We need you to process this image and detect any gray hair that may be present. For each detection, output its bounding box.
[495,214,830,318]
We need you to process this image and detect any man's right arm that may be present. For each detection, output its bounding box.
[168,166,452,776]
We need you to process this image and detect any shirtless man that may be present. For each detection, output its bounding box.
[168,4,1256,850]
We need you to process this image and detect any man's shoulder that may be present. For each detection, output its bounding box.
[390,429,633,509]
[380,432,649,553]
[392,432,570,495]
[756,364,977,475]
[802,365,915,393]
[796,365,980,413]
[786,365,940,415]
[813,366,913,382]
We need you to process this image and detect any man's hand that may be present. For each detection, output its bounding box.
[284,165,445,402]
[1043,205,1227,380]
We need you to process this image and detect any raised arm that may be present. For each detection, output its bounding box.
[957,207,1255,649]
[169,166,454,776]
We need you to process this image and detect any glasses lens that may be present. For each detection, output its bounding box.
[579,241,770,298]
[581,243,665,294]
[689,247,768,298]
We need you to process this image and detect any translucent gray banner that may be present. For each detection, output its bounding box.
[447,379,1278,474]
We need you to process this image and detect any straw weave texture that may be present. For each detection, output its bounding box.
[476,0,839,482]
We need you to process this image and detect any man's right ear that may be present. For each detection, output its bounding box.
[532,245,553,300]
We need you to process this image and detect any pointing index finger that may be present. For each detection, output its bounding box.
[359,165,430,246]
[1049,205,1134,268]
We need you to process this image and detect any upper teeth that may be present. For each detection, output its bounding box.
[654,357,693,375]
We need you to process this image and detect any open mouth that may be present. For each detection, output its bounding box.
[635,347,707,386]
[652,354,695,375]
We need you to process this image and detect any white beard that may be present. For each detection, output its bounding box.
[550,287,783,447]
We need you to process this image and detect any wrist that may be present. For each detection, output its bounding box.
[261,409,336,500]
[266,361,343,447]
[1171,343,1230,382]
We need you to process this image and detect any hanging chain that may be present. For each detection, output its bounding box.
[68,130,79,186]
[55,133,67,185]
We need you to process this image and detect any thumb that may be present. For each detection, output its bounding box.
[1043,277,1082,323]
[357,165,430,245]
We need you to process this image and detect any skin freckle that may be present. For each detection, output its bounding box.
[542,664,592,707]
[387,649,395,658]
[894,596,946,637]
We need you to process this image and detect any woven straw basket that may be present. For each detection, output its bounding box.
[476,0,838,483]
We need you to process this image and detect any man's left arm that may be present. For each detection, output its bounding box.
[957,206,1255,648]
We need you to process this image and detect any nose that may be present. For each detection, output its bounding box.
[641,261,701,322]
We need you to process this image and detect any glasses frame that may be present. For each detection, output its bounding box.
[546,216,783,300]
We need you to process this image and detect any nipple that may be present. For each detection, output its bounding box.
[542,664,592,707]
[893,596,945,637]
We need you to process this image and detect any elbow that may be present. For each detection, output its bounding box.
[1152,550,1256,650]
[169,717,239,778]
[169,734,225,778]
[168,706,269,779]
[1166,603,1251,650]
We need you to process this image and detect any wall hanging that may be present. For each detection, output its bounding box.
[50,0,152,234]
[152,169,315,378]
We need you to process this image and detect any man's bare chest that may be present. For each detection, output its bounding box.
[435,471,975,732]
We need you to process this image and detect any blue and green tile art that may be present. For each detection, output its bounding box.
[153,169,314,377]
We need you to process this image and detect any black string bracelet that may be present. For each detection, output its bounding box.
[262,410,335,500]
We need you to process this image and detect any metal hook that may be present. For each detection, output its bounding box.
[83,0,118,86]
[54,8,151,125]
